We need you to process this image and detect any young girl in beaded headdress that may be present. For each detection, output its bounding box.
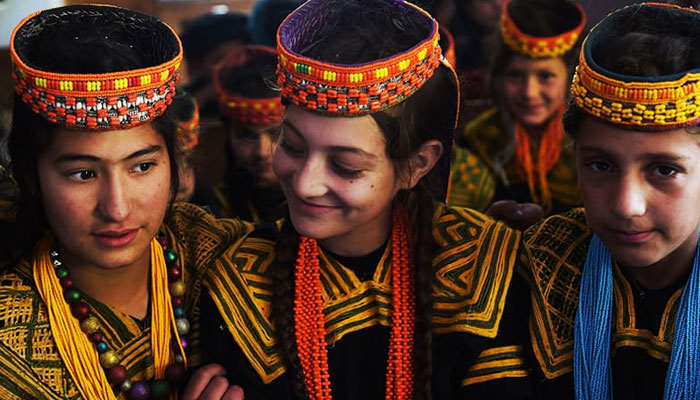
[519,3,700,399]
[1,5,253,399]
[186,0,534,399]
[448,0,585,220]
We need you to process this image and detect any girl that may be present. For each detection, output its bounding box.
[449,0,585,216]
[1,5,251,399]
[520,3,700,399]
[190,0,533,399]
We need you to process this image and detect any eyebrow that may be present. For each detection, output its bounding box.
[578,145,690,162]
[282,119,377,159]
[53,145,163,164]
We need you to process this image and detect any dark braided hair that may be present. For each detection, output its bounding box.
[270,1,458,398]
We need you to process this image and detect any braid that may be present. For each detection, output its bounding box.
[399,185,436,400]
[271,214,308,399]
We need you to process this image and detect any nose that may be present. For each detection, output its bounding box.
[256,133,274,161]
[96,172,131,222]
[522,75,539,101]
[610,173,647,220]
[292,155,329,199]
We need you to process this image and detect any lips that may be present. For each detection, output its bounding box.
[288,193,339,216]
[609,228,655,244]
[92,228,139,247]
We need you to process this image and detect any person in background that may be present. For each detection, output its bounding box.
[448,0,585,222]
[172,89,201,202]
[249,0,304,47]
[520,3,700,398]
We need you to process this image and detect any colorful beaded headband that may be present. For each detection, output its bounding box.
[500,0,586,59]
[214,46,284,125]
[10,5,182,131]
[572,3,700,130]
[276,0,442,115]
[176,100,200,152]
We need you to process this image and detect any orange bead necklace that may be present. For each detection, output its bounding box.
[293,207,415,400]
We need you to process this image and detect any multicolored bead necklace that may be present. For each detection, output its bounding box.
[293,207,416,400]
[33,234,188,400]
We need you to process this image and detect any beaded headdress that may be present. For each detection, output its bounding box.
[214,45,284,125]
[174,92,200,153]
[10,5,182,131]
[571,3,700,130]
[276,0,450,116]
[500,0,586,59]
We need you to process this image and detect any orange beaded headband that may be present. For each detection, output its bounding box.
[176,100,200,152]
[572,3,700,130]
[500,0,586,59]
[214,46,284,125]
[276,0,442,115]
[10,5,182,131]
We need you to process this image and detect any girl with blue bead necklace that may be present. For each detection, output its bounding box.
[520,3,700,399]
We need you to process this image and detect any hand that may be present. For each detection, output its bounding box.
[181,364,245,400]
[486,200,544,231]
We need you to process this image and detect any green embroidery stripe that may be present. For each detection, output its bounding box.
[612,267,632,327]
[615,333,671,360]
[325,293,392,329]
[321,253,357,291]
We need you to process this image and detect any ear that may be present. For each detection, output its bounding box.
[400,139,443,190]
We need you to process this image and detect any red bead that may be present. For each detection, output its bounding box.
[107,365,128,384]
[70,302,91,321]
[164,363,185,383]
[172,297,184,307]
[60,277,74,288]
[167,266,181,282]
[88,332,103,343]
[157,236,168,248]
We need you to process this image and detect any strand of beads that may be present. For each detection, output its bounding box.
[50,233,188,400]
[292,207,416,400]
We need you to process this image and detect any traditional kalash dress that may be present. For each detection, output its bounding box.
[201,1,533,399]
[0,6,252,399]
[447,0,585,215]
[519,4,700,399]
[189,46,286,222]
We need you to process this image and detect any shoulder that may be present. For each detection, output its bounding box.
[519,208,591,379]
[431,203,520,338]
[447,146,496,210]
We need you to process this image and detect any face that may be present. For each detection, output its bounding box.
[576,117,700,271]
[502,55,568,128]
[273,106,403,255]
[229,122,279,185]
[37,124,171,272]
[465,0,505,30]
[176,161,196,202]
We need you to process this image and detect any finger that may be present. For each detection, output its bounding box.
[181,364,227,400]
[222,385,245,400]
[199,376,231,400]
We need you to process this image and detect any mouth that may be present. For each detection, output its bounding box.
[608,228,655,244]
[289,193,340,216]
[92,228,139,247]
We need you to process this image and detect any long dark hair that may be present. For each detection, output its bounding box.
[269,1,458,398]
[7,23,180,266]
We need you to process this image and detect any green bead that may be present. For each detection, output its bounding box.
[64,288,81,303]
[163,249,178,265]
[55,267,69,279]
[149,379,171,400]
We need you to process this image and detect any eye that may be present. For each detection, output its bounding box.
[332,162,363,179]
[280,139,305,158]
[651,164,679,178]
[589,161,614,173]
[69,170,96,181]
[539,71,555,81]
[131,162,155,173]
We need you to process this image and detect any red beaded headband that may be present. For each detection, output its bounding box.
[10,5,182,131]
[176,100,200,152]
[276,0,443,115]
[500,0,586,59]
[214,46,284,125]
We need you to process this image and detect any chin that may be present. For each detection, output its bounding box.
[606,246,663,270]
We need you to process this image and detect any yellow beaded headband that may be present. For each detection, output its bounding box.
[214,46,284,125]
[500,0,586,59]
[572,3,700,130]
[276,0,443,115]
[10,5,182,131]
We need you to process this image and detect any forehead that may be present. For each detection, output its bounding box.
[43,124,165,159]
[506,55,566,71]
[283,106,386,154]
[576,117,700,157]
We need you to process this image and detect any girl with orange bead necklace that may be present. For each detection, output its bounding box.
[185,0,534,399]
[1,5,253,399]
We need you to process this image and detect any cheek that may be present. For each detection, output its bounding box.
[544,80,567,106]
[272,151,294,180]
[502,82,519,102]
